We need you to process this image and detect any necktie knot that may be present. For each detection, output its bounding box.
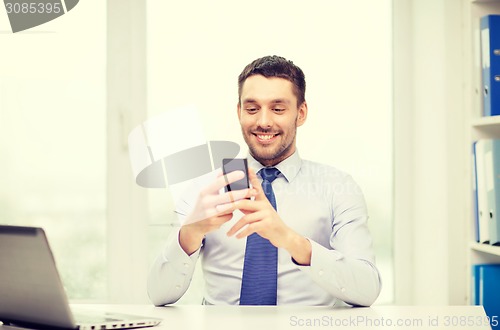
[259,167,280,183]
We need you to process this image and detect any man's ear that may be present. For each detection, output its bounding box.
[297,101,308,127]
[237,102,241,121]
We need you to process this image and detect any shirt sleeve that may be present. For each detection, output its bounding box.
[147,226,201,306]
[147,172,219,306]
[295,175,382,307]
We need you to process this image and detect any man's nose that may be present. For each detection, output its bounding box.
[256,109,273,128]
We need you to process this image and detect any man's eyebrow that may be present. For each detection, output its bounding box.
[242,98,291,105]
[270,99,290,105]
[242,98,257,104]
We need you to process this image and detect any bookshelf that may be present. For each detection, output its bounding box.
[466,0,500,305]
[470,242,500,257]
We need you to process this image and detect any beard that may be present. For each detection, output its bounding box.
[242,125,297,166]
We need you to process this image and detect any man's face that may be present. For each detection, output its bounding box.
[238,75,307,166]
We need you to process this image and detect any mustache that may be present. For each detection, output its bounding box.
[252,128,280,134]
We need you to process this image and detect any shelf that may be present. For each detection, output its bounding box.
[472,0,500,4]
[470,242,500,256]
[466,0,500,305]
[471,115,500,127]
[471,116,500,138]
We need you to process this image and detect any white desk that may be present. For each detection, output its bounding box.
[0,304,493,330]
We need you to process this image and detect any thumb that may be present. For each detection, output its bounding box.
[248,168,266,201]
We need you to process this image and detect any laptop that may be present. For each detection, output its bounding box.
[0,225,162,330]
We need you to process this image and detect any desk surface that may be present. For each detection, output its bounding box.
[0,304,493,330]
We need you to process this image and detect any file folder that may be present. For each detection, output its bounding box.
[484,139,500,245]
[472,264,500,330]
[481,15,500,116]
[473,142,480,242]
[471,265,481,305]
[475,140,490,244]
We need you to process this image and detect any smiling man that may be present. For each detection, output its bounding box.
[238,73,306,166]
[147,55,381,306]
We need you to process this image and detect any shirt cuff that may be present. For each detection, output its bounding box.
[294,239,344,276]
[161,228,200,270]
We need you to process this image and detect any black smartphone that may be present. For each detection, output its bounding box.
[222,158,249,192]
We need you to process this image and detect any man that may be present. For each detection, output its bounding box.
[148,55,381,306]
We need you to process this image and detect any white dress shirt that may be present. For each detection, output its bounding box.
[147,150,381,306]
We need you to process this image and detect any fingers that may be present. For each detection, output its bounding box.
[184,166,268,229]
[203,169,246,195]
[184,171,257,226]
[234,224,258,239]
[215,197,260,214]
[212,187,254,206]
[226,211,264,237]
[201,187,257,220]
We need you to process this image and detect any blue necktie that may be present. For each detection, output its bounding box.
[240,167,280,305]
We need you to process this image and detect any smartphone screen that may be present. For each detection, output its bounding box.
[222,158,249,192]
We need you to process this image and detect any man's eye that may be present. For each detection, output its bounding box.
[273,108,285,112]
[246,108,258,112]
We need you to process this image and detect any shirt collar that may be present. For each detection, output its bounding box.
[246,150,302,183]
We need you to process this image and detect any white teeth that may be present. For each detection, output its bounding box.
[257,134,275,140]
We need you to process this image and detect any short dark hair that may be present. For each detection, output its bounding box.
[238,55,306,106]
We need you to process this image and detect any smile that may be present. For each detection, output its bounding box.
[254,133,279,143]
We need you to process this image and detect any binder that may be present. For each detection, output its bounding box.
[473,142,480,242]
[472,264,500,330]
[475,140,490,244]
[480,15,500,116]
[484,139,500,245]
[471,265,481,305]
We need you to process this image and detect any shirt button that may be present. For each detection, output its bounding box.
[184,263,189,268]
[341,287,346,293]
[175,285,181,289]
[318,270,324,276]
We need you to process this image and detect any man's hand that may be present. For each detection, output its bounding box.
[179,169,256,255]
[222,169,312,265]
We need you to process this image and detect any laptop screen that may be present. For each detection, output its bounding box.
[0,225,76,329]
